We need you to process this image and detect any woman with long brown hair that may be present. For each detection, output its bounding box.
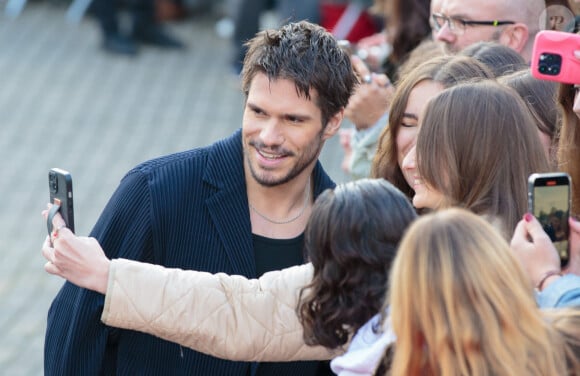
[401,80,549,237]
[369,54,493,199]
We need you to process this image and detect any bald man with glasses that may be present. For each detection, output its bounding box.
[433,0,546,61]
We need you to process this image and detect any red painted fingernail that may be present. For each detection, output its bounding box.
[524,213,533,222]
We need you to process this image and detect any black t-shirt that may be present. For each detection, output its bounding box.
[252,233,305,277]
[250,233,334,376]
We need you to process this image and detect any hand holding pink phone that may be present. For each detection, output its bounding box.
[531,30,580,84]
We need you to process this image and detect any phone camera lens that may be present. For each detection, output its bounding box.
[539,53,562,75]
[49,172,58,193]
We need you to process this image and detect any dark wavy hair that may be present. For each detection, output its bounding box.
[241,21,357,126]
[297,178,417,349]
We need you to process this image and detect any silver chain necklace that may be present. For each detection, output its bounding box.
[249,178,311,225]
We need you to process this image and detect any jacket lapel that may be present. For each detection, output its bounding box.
[203,129,256,277]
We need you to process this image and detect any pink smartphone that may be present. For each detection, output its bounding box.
[531,30,580,84]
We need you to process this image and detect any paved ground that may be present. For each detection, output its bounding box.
[0,4,348,374]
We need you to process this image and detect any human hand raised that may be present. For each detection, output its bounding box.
[564,215,580,275]
[41,206,110,294]
[344,55,394,130]
[354,32,391,72]
[510,213,561,290]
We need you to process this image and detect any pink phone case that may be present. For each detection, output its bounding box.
[531,30,580,84]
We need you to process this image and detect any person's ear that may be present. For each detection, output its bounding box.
[499,23,529,54]
[322,109,344,140]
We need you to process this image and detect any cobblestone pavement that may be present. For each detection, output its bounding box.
[0,3,348,374]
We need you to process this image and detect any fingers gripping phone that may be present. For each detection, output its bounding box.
[48,168,75,235]
[531,30,580,84]
[528,172,571,267]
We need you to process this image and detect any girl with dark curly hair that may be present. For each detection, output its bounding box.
[42,178,417,374]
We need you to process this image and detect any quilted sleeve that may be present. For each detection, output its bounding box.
[101,259,341,361]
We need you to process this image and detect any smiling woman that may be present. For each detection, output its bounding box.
[370,54,493,200]
[409,80,549,238]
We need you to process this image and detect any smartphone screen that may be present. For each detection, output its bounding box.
[529,173,570,267]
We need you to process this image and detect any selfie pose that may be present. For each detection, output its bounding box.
[42,195,580,375]
[43,21,356,376]
[43,178,417,374]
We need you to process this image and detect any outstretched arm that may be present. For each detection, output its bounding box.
[42,215,339,362]
[103,259,337,361]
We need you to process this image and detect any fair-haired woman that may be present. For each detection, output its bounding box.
[379,208,580,375]
[402,80,549,238]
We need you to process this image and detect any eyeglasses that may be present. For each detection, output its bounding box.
[431,13,515,35]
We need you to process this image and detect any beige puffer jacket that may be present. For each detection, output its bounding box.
[101,259,342,361]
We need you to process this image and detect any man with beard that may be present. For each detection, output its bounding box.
[44,21,356,376]
[432,0,546,61]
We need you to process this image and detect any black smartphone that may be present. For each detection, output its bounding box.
[48,168,75,234]
[528,172,571,267]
